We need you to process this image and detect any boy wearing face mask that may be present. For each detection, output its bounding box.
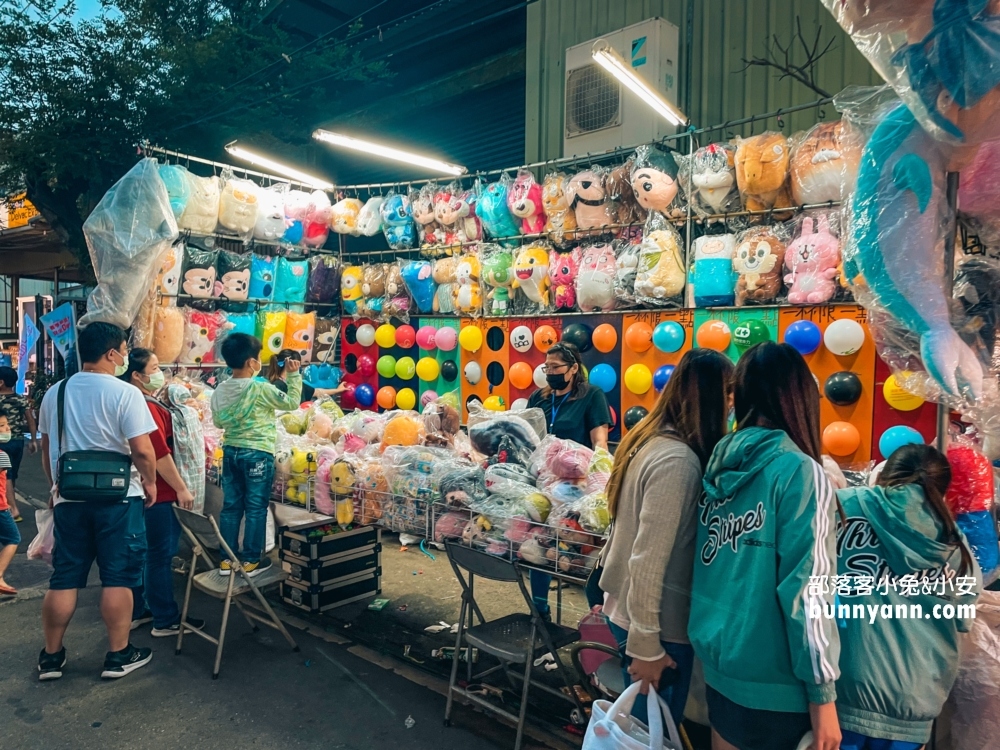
[212,334,300,577]
[0,415,19,596]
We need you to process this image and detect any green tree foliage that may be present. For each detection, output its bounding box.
[0,0,389,273]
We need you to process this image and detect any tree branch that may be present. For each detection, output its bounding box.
[741,17,834,99]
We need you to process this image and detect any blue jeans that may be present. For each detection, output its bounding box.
[529,569,552,614]
[219,447,274,564]
[0,508,20,547]
[839,730,922,750]
[131,502,181,628]
[607,620,694,728]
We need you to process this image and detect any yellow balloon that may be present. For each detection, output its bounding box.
[624,364,653,395]
[459,325,483,352]
[416,356,440,382]
[883,373,925,411]
[483,395,506,411]
[375,324,397,349]
[396,388,417,411]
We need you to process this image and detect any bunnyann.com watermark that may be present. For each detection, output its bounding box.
[806,574,978,623]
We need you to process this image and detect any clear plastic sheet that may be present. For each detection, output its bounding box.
[475,175,521,246]
[508,169,547,235]
[158,164,191,220]
[542,171,579,244]
[357,195,384,237]
[635,212,685,308]
[79,158,179,330]
[380,192,417,250]
[576,243,619,312]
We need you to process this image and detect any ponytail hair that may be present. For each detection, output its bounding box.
[878,443,974,577]
[118,347,153,384]
[267,348,300,384]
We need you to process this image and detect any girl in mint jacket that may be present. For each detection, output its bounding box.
[689,342,841,750]
[836,443,979,749]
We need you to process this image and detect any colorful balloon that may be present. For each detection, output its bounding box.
[589,363,617,393]
[376,386,397,410]
[396,387,416,411]
[624,364,653,394]
[624,405,648,430]
[783,320,821,355]
[510,325,533,353]
[340,382,358,409]
[511,398,529,410]
[824,319,865,356]
[824,371,862,406]
[459,325,483,352]
[534,325,558,352]
[696,320,732,352]
[354,383,375,408]
[465,361,482,385]
[416,357,440,382]
[879,425,924,459]
[420,390,439,408]
[823,421,860,456]
[415,325,438,350]
[374,323,397,349]
[355,324,376,347]
[395,324,416,349]
[625,322,653,353]
[358,354,376,377]
[652,320,685,353]
[509,361,533,390]
[592,323,618,353]
[733,319,770,351]
[533,363,547,389]
[376,355,397,378]
[882,373,925,411]
[436,326,458,351]
[440,359,458,382]
[654,364,675,392]
[562,323,593,353]
[394,356,416,380]
[483,395,506,412]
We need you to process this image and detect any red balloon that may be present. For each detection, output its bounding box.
[358,354,376,377]
[341,382,358,409]
[395,325,416,349]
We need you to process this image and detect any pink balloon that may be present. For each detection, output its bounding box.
[416,325,438,350]
[358,354,376,377]
[396,325,416,349]
[421,390,439,408]
[435,326,458,351]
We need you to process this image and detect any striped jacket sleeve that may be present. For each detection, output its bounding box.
[775,456,840,704]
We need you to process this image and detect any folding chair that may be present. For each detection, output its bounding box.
[173,506,299,679]
[443,542,585,750]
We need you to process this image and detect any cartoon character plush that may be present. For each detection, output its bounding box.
[177,173,220,234]
[215,250,251,302]
[283,189,310,245]
[383,262,411,318]
[606,158,647,228]
[432,187,466,249]
[302,190,332,248]
[567,170,614,235]
[313,317,340,363]
[507,170,547,234]
[360,263,387,317]
[159,164,191,219]
[482,248,516,315]
[410,184,442,250]
[575,244,618,312]
[733,226,787,306]
[630,145,683,215]
[380,192,416,250]
[783,214,840,304]
[285,311,316,361]
[226,311,256,337]
[273,257,308,306]
[735,132,792,213]
[615,242,640,306]
[432,257,458,314]
[341,265,364,315]
[683,143,741,217]
[475,179,521,245]
[357,196,384,236]
[512,243,551,307]
[452,254,483,314]
[542,172,578,244]
[256,310,287,363]
[307,255,341,305]
[635,223,685,304]
[182,309,224,364]
[153,307,184,363]
[254,185,287,241]
[330,197,364,236]
[549,248,582,311]
[156,244,184,305]
[789,120,863,206]
[181,245,218,299]
[690,233,737,307]
[218,176,259,236]
[249,253,275,300]
[400,261,437,314]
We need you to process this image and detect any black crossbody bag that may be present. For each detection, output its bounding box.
[56,377,132,502]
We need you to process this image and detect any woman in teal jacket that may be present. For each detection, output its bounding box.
[836,443,979,749]
[689,342,841,750]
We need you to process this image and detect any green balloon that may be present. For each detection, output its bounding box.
[733,319,771,351]
[377,355,397,378]
[395,356,416,380]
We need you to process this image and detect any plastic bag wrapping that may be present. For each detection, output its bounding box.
[957,139,1000,245]
[215,249,251,311]
[338,409,387,448]
[548,247,581,311]
[273,257,308,308]
[690,232,738,308]
[542,171,579,245]
[165,383,206,514]
[79,158,179,330]
[153,306,185,363]
[249,253,276,301]
[575,243,619,312]
[476,176,521,246]
[359,263,387,319]
[177,172,220,235]
[410,183,442,251]
[481,244,521,316]
[282,189,309,245]
[734,132,793,214]
[307,255,341,305]
[158,164,191,219]
[606,158,647,233]
[955,255,1000,368]
[131,283,157,349]
[433,184,478,251]
[789,120,863,206]
[156,243,184,307]
[399,260,436,315]
[256,309,287,363]
[380,411,425,453]
[382,262,412,321]
[383,445,452,501]
[945,436,996,514]
[438,462,488,508]
[587,447,613,495]
[821,0,1000,146]
[253,183,288,242]
[380,192,416,250]
[783,212,842,305]
[614,239,642,309]
[630,145,685,219]
[357,196,384,236]
[422,399,462,448]
[512,241,553,313]
[525,500,604,576]
[822,455,849,491]
[733,223,789,307]
[956,510,1000,578]
[467,402,546,459]
[179,241,218,306]
[301,190,331,249]
[217,171,259,239]
[529,436,594,492]
[352,451,388,525]
[339,264,363,316]
[330,197,365,236]
[676,143,740,219]
[507,169,547,235]
[635,212,685,308]
[567,167,616,237]
[180,308,225,365]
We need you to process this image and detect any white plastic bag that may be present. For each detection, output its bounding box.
[583,682,682,750]
[27,509,55,566]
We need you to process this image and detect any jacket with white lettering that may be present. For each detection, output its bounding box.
[689,427,839,713]
[835,485,980,744]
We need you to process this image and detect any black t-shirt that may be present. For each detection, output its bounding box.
[273,378,315,404]
[527,384,611,449]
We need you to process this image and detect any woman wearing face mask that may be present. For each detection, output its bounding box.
[119,349,203,637]
[266,349,346,405]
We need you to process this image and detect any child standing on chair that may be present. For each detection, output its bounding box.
[212,334,301,578]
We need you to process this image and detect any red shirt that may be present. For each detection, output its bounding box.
[0,449,10,512]
[145,399,178,504]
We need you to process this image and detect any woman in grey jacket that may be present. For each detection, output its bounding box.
[599,349,734,726]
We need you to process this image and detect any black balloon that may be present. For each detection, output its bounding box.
[441,359,458,382]
[824,371,862,406]
[561,323,593,353]
[623,405,648,430]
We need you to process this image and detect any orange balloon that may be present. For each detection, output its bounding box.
[624,322,653,353]
[696,320,732,352]
[822,421,861,456]
[509,361,533,390]
[593,323,618,353]
[376,386,397,410]
[534,325,559,352]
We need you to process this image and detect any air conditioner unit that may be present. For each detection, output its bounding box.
[563,18,680,158]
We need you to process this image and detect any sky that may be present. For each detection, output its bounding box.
[73,0,104,21]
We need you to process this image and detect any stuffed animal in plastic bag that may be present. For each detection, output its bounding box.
[381,413,424,452]
[302,190,331,248]
[249,254,276,300]
[411,184,442,249]
[401,261,437,314]
[734,225,787,306]
[432,257,458,314]
[631,145,683,215]
[512,243,551,307]
[482,248,516,315]
[154,307,184,363]
[226,311,256,337]
[159,165,191,219]
[683,143,740,217]
[457,189,482,243]
[307,255,341,305]
[575,244,617,312]
[508,170,546,234]
[380,193,416,250]
[784,215,840,304]
[218,176,259,236]
[177,173,220,234]
[274,257,308,306]
[257,310,287,363]
[181,245,218,300]
[341,265,364,315]
[433,186,467,249]
[357,196,384,236]
[615,241,641,307]
[476,179,521,245]
[215,250,251,303]
[635,219,685,304]
[182,308,224,364]
[285,311,315,361]
[691,233,737,307]
[453,254,483,315]
[330,197,364,236]
[568,170,614,235]
[156,244,184,305]
[283,189,310,245]
[542,172,578,244]
[790,121,862,206]
[360,263,386,317]
[607,158,647,229]
[313,317,339,363]
[383,262,411,319]
[735,132,792,213]
[549,248,581,311]
[254,185,287,241]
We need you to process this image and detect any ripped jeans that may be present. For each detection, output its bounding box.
[219,447,274,564]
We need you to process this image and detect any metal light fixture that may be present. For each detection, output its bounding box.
[224,143,334,190]
[312,130,467,176]
[591,41,688,127]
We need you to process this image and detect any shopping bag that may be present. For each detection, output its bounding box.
[583,682,681,750]
[27,509,55,565]
[237,505,276,554]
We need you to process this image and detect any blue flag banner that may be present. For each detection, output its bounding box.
[16,314,40,395]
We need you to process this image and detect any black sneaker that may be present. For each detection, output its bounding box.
[100,644,152,679]
[130,609,153,631]
[38,647,66,681]
[242,557,273,577]
[151,617,206,638]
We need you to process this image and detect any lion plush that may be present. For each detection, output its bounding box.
[734,132,792,213]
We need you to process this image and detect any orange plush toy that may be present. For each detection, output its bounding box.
[735,132,793,213]
[789,121,863,205]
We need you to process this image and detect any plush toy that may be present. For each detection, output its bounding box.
[635,221,685,304]
[457,189,482,242]
[249,254,276,300]
[683,143,741,217]
[482,248,516,315]
[283,189,310,245]
[226,311,256,337]
[285,311,316,361]
[606,158,647,228]
[790,120,863,206]
[360,263,387,317]
[690,233,737,307]
[549,248,582,311]
[476,179,521,245]
[410,184,442,249]
[541,172,578,244]
[383,262,411,319]
[218,176,259,236]
[182,308,224,364]
[432,187,468,249]
[153,306,185,363]
[615,242,640,306]
[301,190,332,248]
[400,260,437,314]
[159,165,191,219]
[215,250,251,303]
[380,192,416,250]
[257,310,287,363]
[784,214,840,304]
[381,413,424,452]
[254,185,287,241]
[432,257,458,314]
[330,197,365,236]
[273,257,308,306]
[575,244,618,312]
[453,254,483,315]
[735,132,792,213]
[156,244,184,305]
[177,173,220,234]
[507,170,547,234]
[181,244,218,300]
[423,402,462,447]
[313,317,340,363]
[512,243,551,307]
[630,145,683,215]
[340,265,364,315]
[567,170,614,235]
[306,411,334,442]
[357,196,384,236]
[733,226,787,306]
[307,255,341,305]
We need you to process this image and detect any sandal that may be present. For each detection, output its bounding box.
[0,584,17,596]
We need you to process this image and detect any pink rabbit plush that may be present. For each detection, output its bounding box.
[783,214,840,304]
[549,248,582,311]
[508,170,547,234]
